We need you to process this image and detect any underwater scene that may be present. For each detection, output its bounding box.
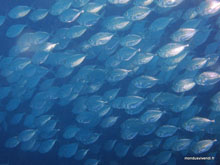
[0,0,220,164]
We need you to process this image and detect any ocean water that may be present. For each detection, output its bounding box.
[0,0,220,165]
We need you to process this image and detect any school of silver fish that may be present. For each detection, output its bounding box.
[0,0,220,164]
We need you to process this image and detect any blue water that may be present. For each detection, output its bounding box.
[1,0,220,165]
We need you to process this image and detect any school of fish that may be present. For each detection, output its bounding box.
[0,0,220,164]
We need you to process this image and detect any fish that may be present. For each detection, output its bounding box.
[191,139,217,155]
[155,125,179,138]
[8,5,31,19]
[140,109,164,123]
[58,9,84,23]
[6,24,27,38]
[49,0,72,16]
[18,129,37,142]
[58,143,78,158]
[114,142,130,158]
[183,117,215,132]
[63,125,80,139]
[29,9,48,22]
[74,149,89,160]
[132,142,152,157]
[149,17,173,32]
[38,139,57,153]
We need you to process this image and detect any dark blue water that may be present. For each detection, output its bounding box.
[0,0,220,165]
